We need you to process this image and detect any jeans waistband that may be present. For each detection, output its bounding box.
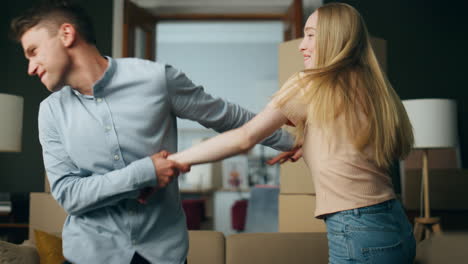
[329,199,396,218]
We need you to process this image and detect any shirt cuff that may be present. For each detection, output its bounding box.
[129,156,157,188]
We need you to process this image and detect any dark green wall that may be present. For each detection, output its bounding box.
[323,0,468,168]
[3,0,467,193]
[1,0,113,192]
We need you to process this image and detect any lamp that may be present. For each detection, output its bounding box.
[0,93,24,152]
[403,99,458,241]
[0,93,24,215]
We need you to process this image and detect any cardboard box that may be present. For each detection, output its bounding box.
[44,172,51,193]
[370,37,387,73]
[402,149,460,170]
[278,194,326,232]
[402,169,468,210]
[278,38,304,86]
[280,158,315,194]
[29,192,67,242]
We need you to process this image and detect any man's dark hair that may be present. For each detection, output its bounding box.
[10,0,96,45]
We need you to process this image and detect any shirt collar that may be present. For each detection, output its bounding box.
[93,56,115,95]
[71,56,116,97]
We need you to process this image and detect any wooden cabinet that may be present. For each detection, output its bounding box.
[0,213,28,244]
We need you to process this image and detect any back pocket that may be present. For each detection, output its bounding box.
[362,240,404,264]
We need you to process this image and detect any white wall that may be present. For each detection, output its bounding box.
[156,21,284,161]
[156,21,283,129]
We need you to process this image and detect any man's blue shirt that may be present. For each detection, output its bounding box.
[38,57,293,263]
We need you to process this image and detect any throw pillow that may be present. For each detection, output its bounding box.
[34,229,65,264]
[0,240,40,264]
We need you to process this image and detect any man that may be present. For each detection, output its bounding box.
[11,2,294,263]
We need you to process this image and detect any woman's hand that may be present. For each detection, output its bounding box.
[266,147,303,165]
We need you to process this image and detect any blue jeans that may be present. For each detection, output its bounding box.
[324,199,416,264]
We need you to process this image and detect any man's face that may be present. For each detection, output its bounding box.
[21,25,71,92]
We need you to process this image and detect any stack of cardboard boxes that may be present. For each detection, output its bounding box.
[279,160,326,232]
[28,174,67,241]
[276,39,326,232]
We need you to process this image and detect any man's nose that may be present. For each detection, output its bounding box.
[28,61,38,76]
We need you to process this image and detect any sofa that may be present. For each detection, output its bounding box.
[1,230,329,264]
[0,193,330,264]
[2,192,468,264]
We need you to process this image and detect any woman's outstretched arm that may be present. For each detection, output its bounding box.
[137,105,290,203]
[169,104,289,165]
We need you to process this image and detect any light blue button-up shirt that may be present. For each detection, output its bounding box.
[38,57,293,263]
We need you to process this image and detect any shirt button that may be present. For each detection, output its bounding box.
[114,155,120,160]
[96,98,102,103]
[105,126,111,131]
[132,240,136,245]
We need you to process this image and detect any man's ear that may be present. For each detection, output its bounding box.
[58,23,76,47]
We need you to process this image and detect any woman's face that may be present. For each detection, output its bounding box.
[299,11,318,69]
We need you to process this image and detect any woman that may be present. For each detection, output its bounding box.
[169,3,416,263]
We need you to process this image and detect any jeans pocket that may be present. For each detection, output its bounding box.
[362,239,404,264]
[327,231,351,262]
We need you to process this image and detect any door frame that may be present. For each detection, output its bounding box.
[114,0,303,60]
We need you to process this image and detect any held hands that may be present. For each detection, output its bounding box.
[151,150,190,187]
[138,146,301,203]
[137,150,190,204]
[266,147,303,165]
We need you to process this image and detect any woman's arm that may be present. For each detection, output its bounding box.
[169,104,289,165]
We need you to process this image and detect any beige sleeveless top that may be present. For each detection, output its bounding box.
[271,76,395,218]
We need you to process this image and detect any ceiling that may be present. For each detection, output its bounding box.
[131,0,322,15]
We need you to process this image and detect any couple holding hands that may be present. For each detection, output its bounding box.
[12,1,415,263]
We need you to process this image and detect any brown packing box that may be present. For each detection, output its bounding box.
[403,149,460,169]
[402,169,468,210]
[44,172,51,193]
[278,38,304,86]
[278,194,326,232]
[370,37,387,73]
[29,192,67,242]
[280,159,315,194]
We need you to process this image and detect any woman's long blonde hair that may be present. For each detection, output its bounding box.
[275,3,414,169]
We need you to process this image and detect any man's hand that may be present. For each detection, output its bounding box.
[137,150,190,204]
[151,150,190,188]
[266,147,303,165]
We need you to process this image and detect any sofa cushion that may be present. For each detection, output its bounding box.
[0,240,39,264]
[29,193,67,243]
[415,232,468,264]
[188,231,225,264]
[226,232,328,264]
[34,229,65,264]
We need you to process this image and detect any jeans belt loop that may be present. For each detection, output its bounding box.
[353,208,360,216]
[387,199,393,209]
